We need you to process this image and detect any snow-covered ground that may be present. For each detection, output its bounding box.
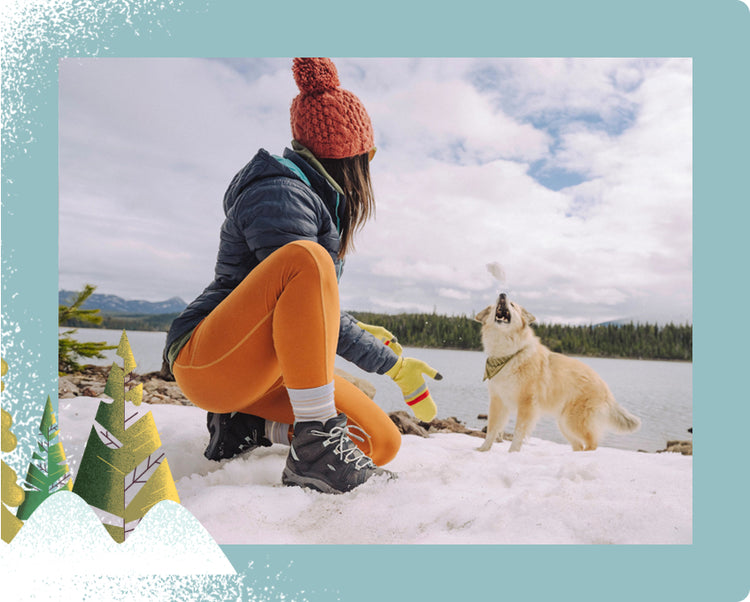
[0,492,242,601]
[57,397,692,545]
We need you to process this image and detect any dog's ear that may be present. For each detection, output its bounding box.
[521,307,536,325]
[475,306,492,323]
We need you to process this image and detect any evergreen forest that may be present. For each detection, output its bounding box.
[349,312,692,361]
[64,313,176,332]
[64,311,692,361]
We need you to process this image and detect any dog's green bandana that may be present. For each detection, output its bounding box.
[483,350,521,381]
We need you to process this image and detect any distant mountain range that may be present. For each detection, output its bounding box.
[59,290,187,315]
[596,314,692,327]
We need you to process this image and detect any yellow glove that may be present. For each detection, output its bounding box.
[357,321,403,356]
[385,357,442,422]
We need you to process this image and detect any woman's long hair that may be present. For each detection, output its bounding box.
[319,152,375,258]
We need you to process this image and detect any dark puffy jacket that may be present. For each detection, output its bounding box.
[163,147,399,376]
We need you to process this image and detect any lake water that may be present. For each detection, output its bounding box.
[65,328,692,453]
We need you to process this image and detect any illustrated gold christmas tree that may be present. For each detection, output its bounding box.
[2,358,26,543]
[16,396,73,520]
[72,331,180,542]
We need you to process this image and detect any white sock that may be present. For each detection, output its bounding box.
[265,420,292,445]
[287,381,337,423]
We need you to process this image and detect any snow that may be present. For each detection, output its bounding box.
[486,261,506,284]
[57,396,692,545]
[0,491,241,601]
[2,492,234,575]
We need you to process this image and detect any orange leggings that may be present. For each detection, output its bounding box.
[173,240,400,465]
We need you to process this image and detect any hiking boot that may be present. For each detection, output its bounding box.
[204,412,272,461]
[281,413,394,494]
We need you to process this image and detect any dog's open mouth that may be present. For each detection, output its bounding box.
[495,293,511,324]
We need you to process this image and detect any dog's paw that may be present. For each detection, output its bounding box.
[477,443,492,452]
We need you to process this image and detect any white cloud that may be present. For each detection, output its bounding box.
[488,57,645,125]
[439,288,472,300]
[372,79,550,164]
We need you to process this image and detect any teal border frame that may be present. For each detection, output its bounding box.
[2,1,748,600]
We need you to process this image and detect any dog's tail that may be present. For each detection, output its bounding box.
[607,402,641,433]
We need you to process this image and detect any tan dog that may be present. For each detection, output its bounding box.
[475,293,640,452]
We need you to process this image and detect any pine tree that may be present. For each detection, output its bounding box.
[72,331,180,542]
[1,358,26,543]
[58,284,117,373]
[16,397,73,520]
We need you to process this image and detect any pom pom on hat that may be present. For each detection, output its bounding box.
[293,57,340,94]
[290,57,373,160]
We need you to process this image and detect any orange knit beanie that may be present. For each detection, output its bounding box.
[290,57,374,160]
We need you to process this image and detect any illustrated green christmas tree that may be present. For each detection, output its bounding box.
[72,331,180,542]
[16,396,73,520]
[2,358,26,543]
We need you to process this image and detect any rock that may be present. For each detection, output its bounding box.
[388,411,430,437]
[135,378,193,406]
[657,440,692,456]
[477,414,488,420]
[58,377,81,399]
[80,385,105,398]
[59,365,194,406]
[387,411,499,440]
[335,368,375,399]
[425,416,476,436]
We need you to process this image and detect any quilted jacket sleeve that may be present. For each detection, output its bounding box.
[338,311,400,374]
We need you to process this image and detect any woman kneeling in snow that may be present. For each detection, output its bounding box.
[163,57,441,494]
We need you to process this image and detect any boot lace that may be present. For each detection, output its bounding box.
[311,424,375,470]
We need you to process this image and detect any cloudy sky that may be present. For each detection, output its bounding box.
[58,57,692,325]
